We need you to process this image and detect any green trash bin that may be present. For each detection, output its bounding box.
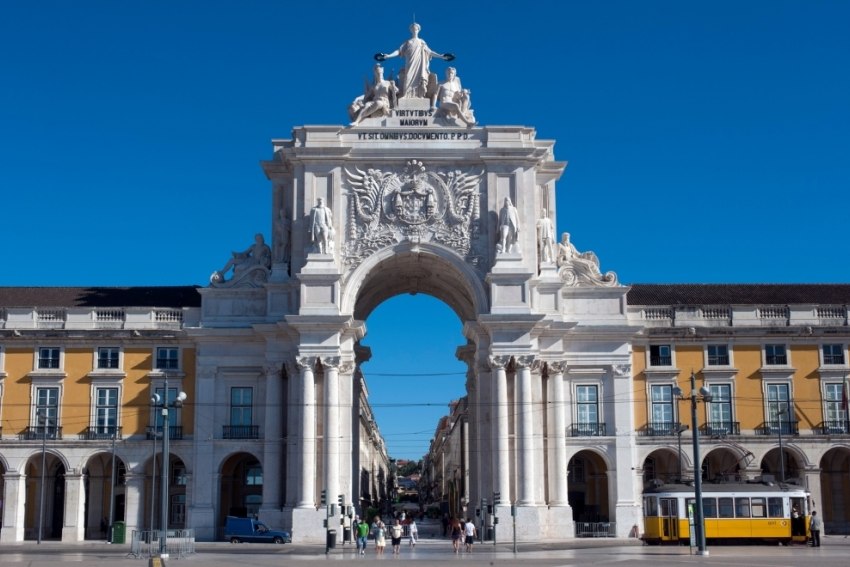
[111,521,126,544]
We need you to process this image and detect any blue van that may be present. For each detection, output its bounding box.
[224,516,292,544]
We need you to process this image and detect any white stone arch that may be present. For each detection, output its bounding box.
[341,241,488,321]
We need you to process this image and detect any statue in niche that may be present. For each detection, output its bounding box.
[433,67,475,126]
[309,198,335,254]
[349,64,398,125]
[556,231,619,287]
[210,233,271,286]
[274,208,291,264]
[496,197,520,254]
[536,209,555,264]
[375,22,454,100]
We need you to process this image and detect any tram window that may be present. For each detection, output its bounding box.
[751,497,766,518]
[768,497,783,518]
[645,497,658,517]
[702,497,717,518]
[735,498,751,518]
[718,497,734,518]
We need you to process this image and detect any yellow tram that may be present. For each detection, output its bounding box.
[642,482,810,545]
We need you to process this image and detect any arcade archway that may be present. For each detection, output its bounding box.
[83,451,126,540]
[24,453,65,541]
[568,450,610,522]
[820,447,850,534]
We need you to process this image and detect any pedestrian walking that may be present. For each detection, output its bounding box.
[450,517,463,553]
[408,517,418,547]
[390,518,404,555]
[356,517,370,555]
[464,517,476,552]
[373,517,387,555]
[810,510,823,547]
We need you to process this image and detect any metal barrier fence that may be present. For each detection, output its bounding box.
[129,529,195,559]
[574,522,616,537]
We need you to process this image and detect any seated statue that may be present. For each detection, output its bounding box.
[210,234,271,285]
[556,232,618,286]
[433,67,475,126]
[350,64,398,125]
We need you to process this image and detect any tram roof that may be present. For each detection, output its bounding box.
[644,482,808,495]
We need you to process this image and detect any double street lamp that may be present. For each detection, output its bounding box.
[673,372,712,556]
[150,376,187,558]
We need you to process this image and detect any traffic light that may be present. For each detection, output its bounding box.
[320,489,327,506]
[338,494,345,507]
[493,491,501,505]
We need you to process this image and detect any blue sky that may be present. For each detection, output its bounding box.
[2,1,849,460]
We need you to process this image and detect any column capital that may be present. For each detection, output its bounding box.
[319,356,341,370]
[514,355,537,370]
[295,356,318,371]
[489,355,511,369]
[547,360,567,375]
[263,364,283,377]
[612,363,632,378]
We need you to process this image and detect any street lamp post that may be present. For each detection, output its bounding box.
[151,376,187,558]
[107,431,117,543]
[777,408,786,484]
[37,410,47,545]
[675,372,712,556]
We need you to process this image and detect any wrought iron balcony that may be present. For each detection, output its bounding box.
[222,425,260,439]
[568,422,607,437]
[756,421,798,436]
[817,420,850,435]
[639,422,686,437]
[80,426,123,440]
[649,355,672,366]
[20,425,62,440]
[146,425,183,440]
[700,421,740,437]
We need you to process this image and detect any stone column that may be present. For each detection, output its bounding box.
[261,364,284,511]
[515,355,535,505]
[296,356,317,507]
[189,366,217,540]
[62,472,86,542]
[548,361,569,506]
[322,357,341,514]
[1,473,25,542]
[490,356,511,500]
[123,472,144,533]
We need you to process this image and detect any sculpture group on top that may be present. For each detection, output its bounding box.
[555,232,618,287]
[349,23,475,126]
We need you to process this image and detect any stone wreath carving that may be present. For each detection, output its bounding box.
[342,160,484,272]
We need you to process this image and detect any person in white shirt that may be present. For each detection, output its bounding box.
[463,517,476,552]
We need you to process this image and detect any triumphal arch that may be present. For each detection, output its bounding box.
[195,25,641,542]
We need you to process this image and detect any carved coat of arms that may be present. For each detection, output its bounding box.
[342,160,483,273]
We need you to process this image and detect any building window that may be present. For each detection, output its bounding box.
[36,386,60,430]
[95,387,119,435]
[568,457,585,483]
[822,344,845,365]
[765,344,787,366]
[649,345,672,367]
[707,345,730,366]
[708,384,733,433]
[172,464,188,486]
[155,347,179,370]
[170,494,186,526]
[824,383,848,432]
[38,347,61,369]
[230,387,253,426]
[650,384,676,432]
[576,385,599,423]
[766,383,792,433]
[97,347,120,369]
[246,465,263,486]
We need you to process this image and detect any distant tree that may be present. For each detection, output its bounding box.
[397,460,421,476]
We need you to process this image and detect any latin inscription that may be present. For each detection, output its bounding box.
[357,132,472,140]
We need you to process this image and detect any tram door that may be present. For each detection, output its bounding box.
[660,498,679,540]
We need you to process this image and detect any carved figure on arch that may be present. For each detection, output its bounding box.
[497,197,520,254]
[210,233,271,287]
[375,23,454,100]
[433,67,475,126]
[274,208,291,265]
[309,198,335,255]
[536,209,555,264]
